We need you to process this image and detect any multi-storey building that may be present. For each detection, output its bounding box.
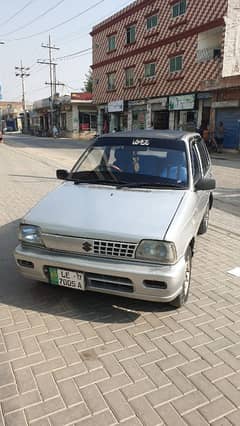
[91,0,240,149]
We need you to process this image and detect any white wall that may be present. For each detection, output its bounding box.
[222,0,240,77]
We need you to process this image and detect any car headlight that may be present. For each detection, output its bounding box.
[19,224,44,246]
[136,240,177,264]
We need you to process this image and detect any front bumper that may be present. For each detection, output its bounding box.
[14,244,186,303]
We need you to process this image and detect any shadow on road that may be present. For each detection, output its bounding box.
[0,220,173,325]
[211,155,240,170]
[4,135,93,151]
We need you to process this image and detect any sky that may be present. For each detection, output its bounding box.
[0,0,134,103]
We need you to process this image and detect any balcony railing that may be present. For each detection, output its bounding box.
[196,47,221,63]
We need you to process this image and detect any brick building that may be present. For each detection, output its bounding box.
[91,0,240,149]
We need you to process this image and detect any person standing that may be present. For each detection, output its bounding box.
[215,121,224,153]
[52,125,58,138]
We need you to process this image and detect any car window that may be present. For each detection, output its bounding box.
[195,137,210,175]
[191,144,201,183]
[71,137,189,187]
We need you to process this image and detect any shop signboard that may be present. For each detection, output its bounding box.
[108,100,124,113]
[212,100,240,108]
[128,100,146,107]
[71,92,92,102]
[148,97,168,107]
[197,92,212,99]
[169,94,195,111]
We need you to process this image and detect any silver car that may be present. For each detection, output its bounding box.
[14,130,215,308]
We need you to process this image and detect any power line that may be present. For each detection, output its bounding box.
[7,1,105,42]
[0,0,66,37]
[57,51,92,62]
[57,47,92,60]
[55,0,134,45]
[0,0,37,28]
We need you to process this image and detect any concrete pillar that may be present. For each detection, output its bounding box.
[146,103,152,128]
[169,111,175,130]
[72,104,79,139]
[197,99,203,128]
[127,110,132,130]
[97,107,103,135]
[109,113,115,132]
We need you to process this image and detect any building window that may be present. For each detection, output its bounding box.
[126,25,136,44]
[107,72,116,90]
[125,67,134,87]
[172,0,186,18]
[169,55,183,72]
[144,62,156,78]
[108,35,116,52]
[146,15,158,30]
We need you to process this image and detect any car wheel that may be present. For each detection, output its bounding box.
[170,247,192,309]
[198,205,209,235]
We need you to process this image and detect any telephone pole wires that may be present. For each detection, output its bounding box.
[15,60,30,132]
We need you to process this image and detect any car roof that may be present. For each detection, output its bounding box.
[97,130,198,141]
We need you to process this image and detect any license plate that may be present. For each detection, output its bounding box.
[49,268,85,290]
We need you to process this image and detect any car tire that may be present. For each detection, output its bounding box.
[170,247,192,309]
[198,205,209,235]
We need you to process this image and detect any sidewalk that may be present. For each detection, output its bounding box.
[211,149,240,162]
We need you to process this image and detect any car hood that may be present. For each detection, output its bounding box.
[23,182,186,242]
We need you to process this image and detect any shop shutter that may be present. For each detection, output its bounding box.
[216,108,240,149]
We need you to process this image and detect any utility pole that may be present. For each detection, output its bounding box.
[37,35,64,133]
[15,61,30,132]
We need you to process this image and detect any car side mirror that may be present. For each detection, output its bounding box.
[195,178,216,191]
[56,169,69,180]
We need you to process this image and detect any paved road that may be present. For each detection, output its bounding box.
[0,135,240,426]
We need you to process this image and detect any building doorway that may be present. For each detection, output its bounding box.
[153,111,169,129]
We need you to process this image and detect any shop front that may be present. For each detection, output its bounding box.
[197,92,212,129]
[210,87,240,149]
[128,100,147,130]
[108,100,128,132]
[169,93,197,131]
[148,97,169,129]
[71,92,97,138]
[213,100,240,149]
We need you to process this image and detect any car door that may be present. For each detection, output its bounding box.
[190,136,210,230]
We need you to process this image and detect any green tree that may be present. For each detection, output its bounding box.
[82,69,93,93]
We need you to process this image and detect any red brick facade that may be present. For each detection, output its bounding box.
[91,0,227,104]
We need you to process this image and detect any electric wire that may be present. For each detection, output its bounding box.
[56,47,92,60]
[0,0,37,28]
[55,0,134,45]
[7,1,105,42]
[0,0,66,37]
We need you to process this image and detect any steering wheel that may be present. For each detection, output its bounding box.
[109,164,122,172]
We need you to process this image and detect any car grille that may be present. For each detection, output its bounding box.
[41,233,138,260]
[93,240,136,259]
[86,273,134,293]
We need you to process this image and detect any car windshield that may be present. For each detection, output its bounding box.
[70,136,189,188]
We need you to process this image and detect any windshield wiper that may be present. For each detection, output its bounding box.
[116,182,185,189]
[74,179,128,186]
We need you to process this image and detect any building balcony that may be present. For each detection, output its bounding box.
[196,47,221,63]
